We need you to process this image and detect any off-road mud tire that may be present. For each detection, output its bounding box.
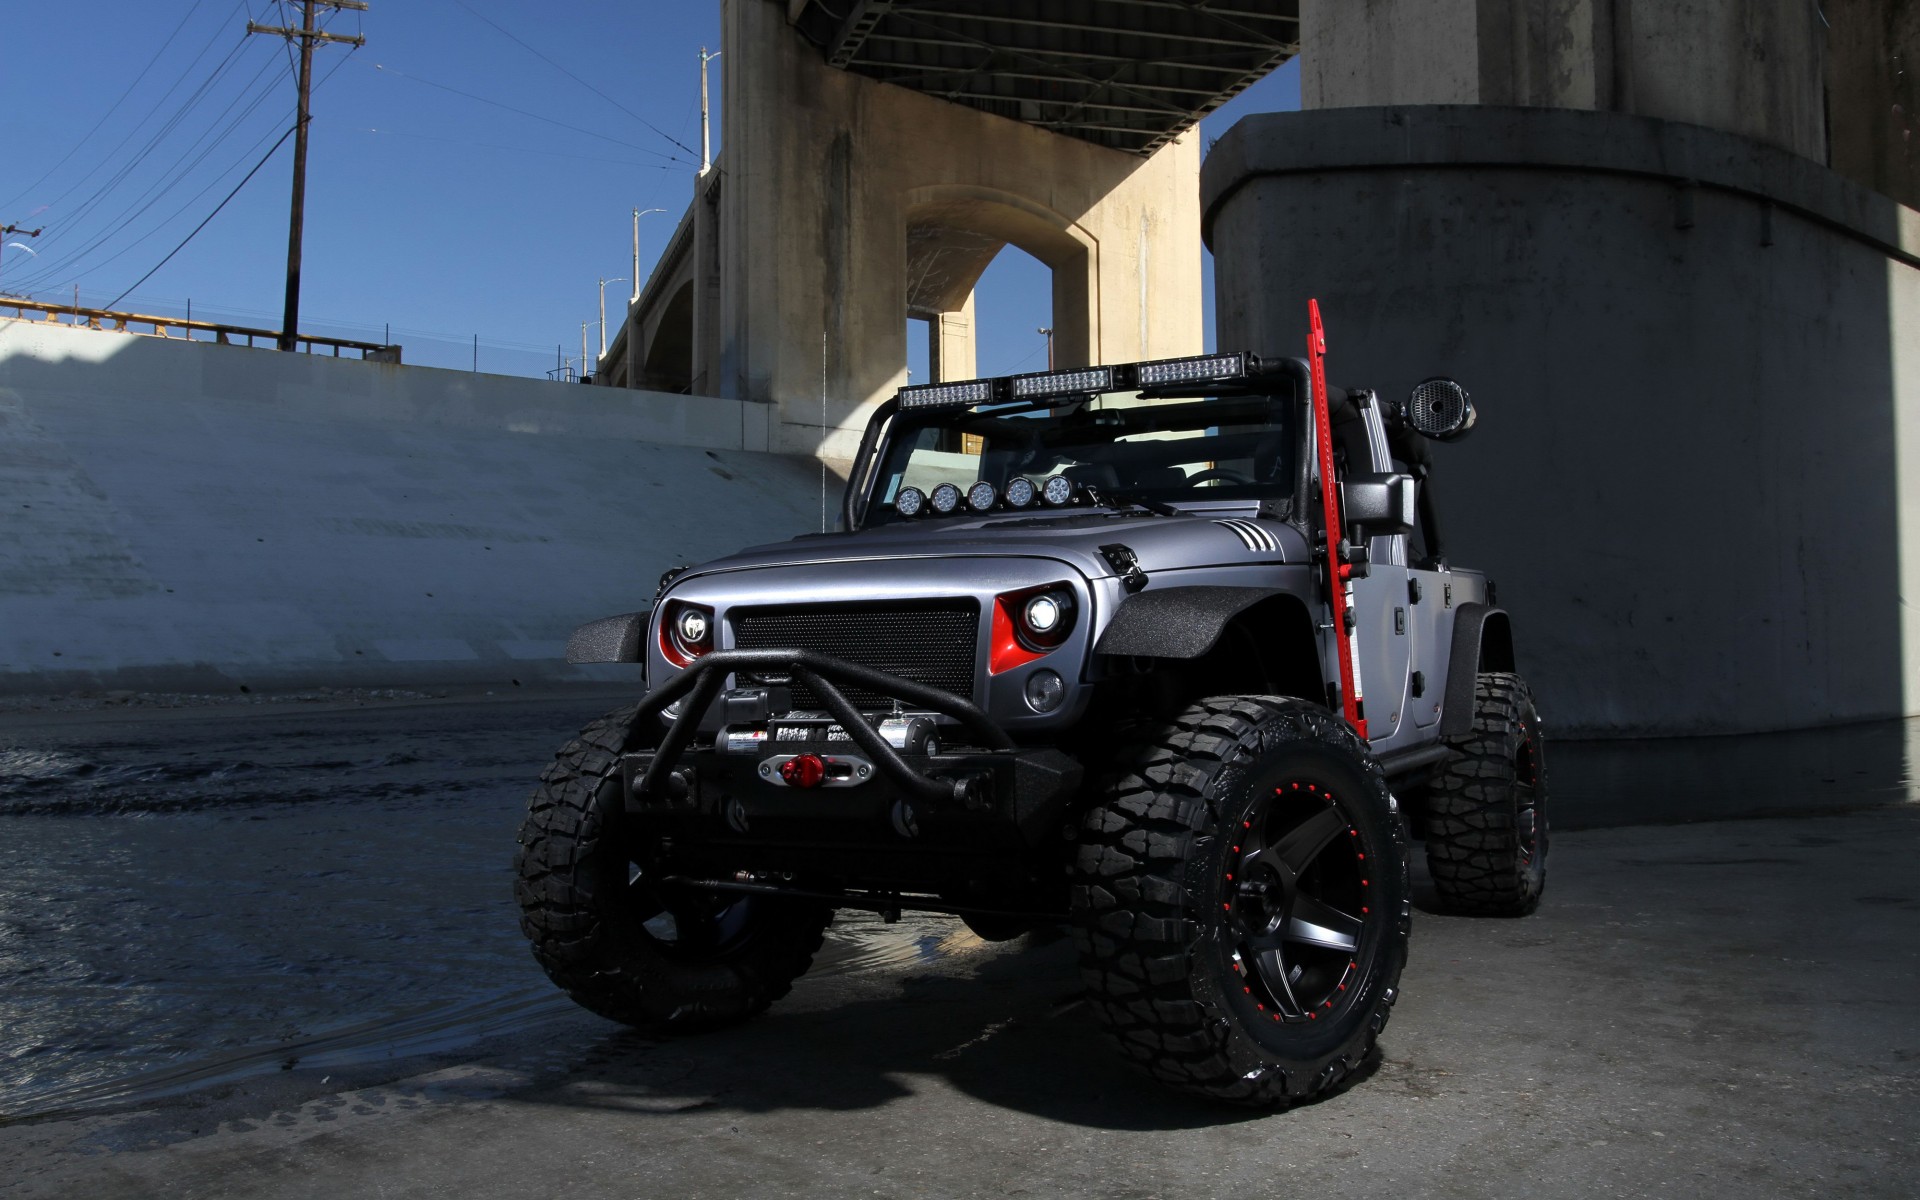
[1424,672,1549,917]
[1071,696,1411,1106]
[514,705,831,1030]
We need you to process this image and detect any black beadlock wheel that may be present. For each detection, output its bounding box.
[1071,696,1411,1106]
[1424,672,1550,917]
[513,705,831,1031]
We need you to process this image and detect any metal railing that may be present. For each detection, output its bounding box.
[0,296,401,362]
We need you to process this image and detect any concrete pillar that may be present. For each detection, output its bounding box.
[691,170,723,397]
[930,293,976,383]
[718,0,1203,460]
[1202,106,1920,736]
[1302,0,1828,161]
[1826,0,1920,210]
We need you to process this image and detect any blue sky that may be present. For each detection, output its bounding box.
[1,1,1298,379]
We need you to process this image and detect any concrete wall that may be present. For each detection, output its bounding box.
[1301,0,1828,162]
[1827,0,1920,210]
[717,0,1204,460]
[0,321,831,695]
[1203,106,1920,736]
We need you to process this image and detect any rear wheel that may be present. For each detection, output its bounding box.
[1072,696,1410,1106]
[514,706,831,1030]
[1424,672,1549,916]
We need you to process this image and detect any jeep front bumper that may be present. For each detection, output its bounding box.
[616,648,1083,896]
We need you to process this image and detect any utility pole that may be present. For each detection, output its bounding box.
[248,1,367,351]
[0,224,42,295]
[699,47,721,175]
[1038,326,1054,370]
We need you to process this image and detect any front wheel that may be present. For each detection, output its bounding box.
[1072,697,1411,1106]
[513,706,831,1031]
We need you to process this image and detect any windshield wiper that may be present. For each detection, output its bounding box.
[1081,486,1179,517]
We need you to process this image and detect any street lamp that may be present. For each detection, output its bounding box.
[632,208,665,301]
[598,276,628,359]
[1038,326,1054,371]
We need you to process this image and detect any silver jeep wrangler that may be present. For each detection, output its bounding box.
[516,345,1548,1106]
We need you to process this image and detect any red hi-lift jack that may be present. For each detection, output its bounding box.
[1307,299,1368,740]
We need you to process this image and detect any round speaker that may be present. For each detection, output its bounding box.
[1407,378,1477,441]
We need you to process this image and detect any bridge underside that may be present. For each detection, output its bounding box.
[786,0,1299,155]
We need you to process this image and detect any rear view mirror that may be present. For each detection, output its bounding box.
[1343,472,1416,536]
[1407,378,1476,441]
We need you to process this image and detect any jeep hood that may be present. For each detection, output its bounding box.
[674,507,1309,585]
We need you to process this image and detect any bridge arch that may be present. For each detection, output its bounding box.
[902,185,1098,377]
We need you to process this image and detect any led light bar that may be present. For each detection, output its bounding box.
[1008,365,1115,400]
[896,379,995,409]
[1134,351,1249,387]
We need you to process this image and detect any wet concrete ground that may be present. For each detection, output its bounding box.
[1,691,1917,1197]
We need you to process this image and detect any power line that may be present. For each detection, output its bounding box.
[363,61,690,164]
[31,100,298,292]
[441,0,701,162]
[13,52,290,290]
[104,123,296,311]
[26,33,258,262]
[25,7,249,228]
[0,0,217,213]
[12,36,356,300]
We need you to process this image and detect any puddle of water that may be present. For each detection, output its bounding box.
[0,698,999,1123]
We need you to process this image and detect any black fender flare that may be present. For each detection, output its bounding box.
[1439,603,1515,737]
[565,612,647,664]
[1092,586,1291,659]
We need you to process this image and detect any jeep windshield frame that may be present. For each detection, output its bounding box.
[848,367,1309,531]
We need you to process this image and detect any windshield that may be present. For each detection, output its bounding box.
[865,387,1300,525]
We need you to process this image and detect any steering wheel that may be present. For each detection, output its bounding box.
[1184,467,1254,487]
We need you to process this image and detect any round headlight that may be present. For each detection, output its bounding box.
[966,480,997,513]
[929,482,962,514]
[676,607,709,644]
[1041,475,1072,506]
[1024,593,1063,634]
[895,485,925,517]
[1024,669,1065,714]
[1004,477,1036,508]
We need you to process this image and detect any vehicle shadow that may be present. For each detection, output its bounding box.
[504,924,1380,1132]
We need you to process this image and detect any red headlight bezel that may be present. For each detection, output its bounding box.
[990,583,1076,675]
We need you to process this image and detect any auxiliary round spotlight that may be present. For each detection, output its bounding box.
[895,485,926,517]
[966,480,998,513]
[1004,477,1036,508]
[1041,475,1072,506]
[1024,669,1066,714]
[929,482,962,514]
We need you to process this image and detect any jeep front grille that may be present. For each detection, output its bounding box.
[729,599,981,711]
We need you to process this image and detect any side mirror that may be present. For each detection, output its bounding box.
[1407,378,1476,441]
[1343,472,1416,536]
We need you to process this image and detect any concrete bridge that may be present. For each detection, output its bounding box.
[596,0,1302,458]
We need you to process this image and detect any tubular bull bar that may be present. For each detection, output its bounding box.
[630,647,1033,811]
